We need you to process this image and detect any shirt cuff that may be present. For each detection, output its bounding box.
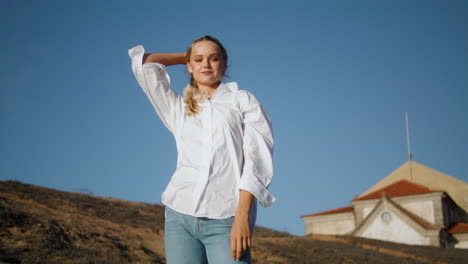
[239,178,275,208]
[129,45,144,65]
[128,45,170,94]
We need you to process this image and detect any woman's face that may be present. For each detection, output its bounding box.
[187,40,226,89]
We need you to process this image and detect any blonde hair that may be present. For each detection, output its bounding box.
[183,36,228,116]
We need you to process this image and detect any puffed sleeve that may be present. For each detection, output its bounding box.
[128,45,183,133]
[238,91,275,207]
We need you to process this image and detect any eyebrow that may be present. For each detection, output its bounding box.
[192,53,221,57]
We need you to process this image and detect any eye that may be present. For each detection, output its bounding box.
[211,57,220,62]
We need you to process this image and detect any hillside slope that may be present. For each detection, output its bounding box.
[0,181,466,264]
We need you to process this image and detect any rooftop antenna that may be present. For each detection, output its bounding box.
[405,112,413,181]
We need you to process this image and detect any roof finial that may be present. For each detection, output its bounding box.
[405,112,413,161]
[405,112,413,181]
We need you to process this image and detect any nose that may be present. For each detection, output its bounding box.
[203,58,212,68]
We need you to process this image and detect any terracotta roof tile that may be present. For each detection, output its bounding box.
[353,180,440,201]
[302,205,354,218]
[448,223,468,234]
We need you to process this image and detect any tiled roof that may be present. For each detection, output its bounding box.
[302,205,354,217]
[448,223,468,234]
[353,179,441,201]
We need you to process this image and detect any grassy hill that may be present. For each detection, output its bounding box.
[0,181,466,264]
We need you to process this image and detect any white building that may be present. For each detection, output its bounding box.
[301,161,468,248]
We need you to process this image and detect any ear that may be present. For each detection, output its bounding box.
[187,62,193,74]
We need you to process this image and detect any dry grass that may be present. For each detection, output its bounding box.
[1,180,467,264]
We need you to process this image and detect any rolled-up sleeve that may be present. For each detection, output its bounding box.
[128,45,182,133]
[238,91,275,207]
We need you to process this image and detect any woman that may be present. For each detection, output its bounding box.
[129,36,274,264]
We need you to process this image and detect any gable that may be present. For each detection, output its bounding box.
[358,161,468,210]
[353,196,440,245]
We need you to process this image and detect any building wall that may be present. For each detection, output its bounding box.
[358,211,432,246]
[353,200,378,225]
[354,193,444,227]
[455,240,468,249]
[396,198,436,225]
[362,206,374,220]
[303,213,355,236]
[304,184,466,247]
[453,233,468,249]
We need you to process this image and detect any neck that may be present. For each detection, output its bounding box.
[197,82,220,97]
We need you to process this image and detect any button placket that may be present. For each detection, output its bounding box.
[192,101,213,213]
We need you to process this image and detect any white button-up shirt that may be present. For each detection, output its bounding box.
[129,45,275,220]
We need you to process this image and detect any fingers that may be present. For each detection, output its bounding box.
[231,236,236,259]
[237,237,243,260]
[231,236,251,260]
[232,236,242,260]
[230,217,251,260]
[231,239,243,260]
[242,237,248,253]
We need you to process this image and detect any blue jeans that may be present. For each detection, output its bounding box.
[164,207,251,264]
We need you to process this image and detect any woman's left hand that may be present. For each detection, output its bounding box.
[230,215,251,261]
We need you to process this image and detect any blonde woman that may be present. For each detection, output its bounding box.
[129,36,274,264]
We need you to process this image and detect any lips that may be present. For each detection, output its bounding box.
[201,71,213,75]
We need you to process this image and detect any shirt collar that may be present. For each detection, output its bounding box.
[211,82,238,100]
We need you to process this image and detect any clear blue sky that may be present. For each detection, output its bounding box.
[1,0,467,236]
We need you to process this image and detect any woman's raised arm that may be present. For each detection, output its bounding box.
[143,53,186,66]
[129,45,183,133]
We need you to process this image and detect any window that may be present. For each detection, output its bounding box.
[381,211,392,223]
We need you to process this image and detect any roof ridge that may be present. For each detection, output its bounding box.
[301,205,354,218]
[353,179,441,201]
